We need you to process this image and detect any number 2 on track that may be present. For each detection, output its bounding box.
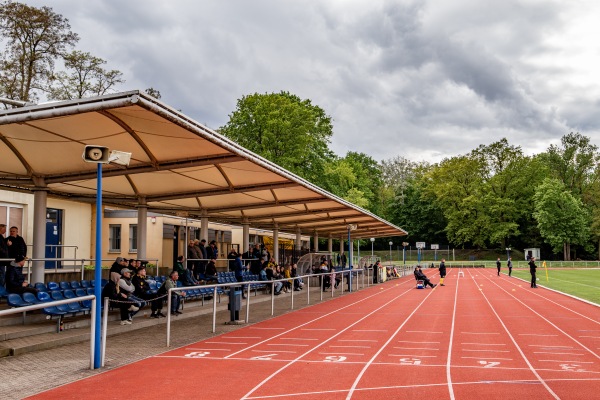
[478,361,500,368]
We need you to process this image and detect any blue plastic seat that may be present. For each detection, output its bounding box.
[47,281,60,291]
[75,288,87,297]
[0,285,9,303]
[80,280,90,288]
[62,289,77,299]
[59,281,71,291]
[34,282,49,292]
[7,293,32,307]
[22,292,43,304]
[70,280,82,290]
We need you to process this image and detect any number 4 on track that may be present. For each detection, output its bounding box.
[478,361,500,368]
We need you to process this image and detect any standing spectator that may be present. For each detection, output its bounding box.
[233,253,247,299]
[0,224,9,287]
[496,257,501,276]
[336,253,341,267]
[163,270,185,315]
[207,240,219,260]
[6,226,27,259]
[340,252,347,268]
[242,246,254,270]
[320,260,330,291]
[507,257,513,277]
[227,248,238,272]
[195,239,208,278]
[529,256,538,288]
[187,240,200,273]
[439,259,447,286]
[250,244,262,275]
[5,255,39,295]
[132,265,164,318]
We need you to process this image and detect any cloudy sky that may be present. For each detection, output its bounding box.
[22,0,600,162]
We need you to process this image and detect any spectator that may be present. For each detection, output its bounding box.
[291,263,303,290]
[187,240,200,273]
[233,253,247,299]
[320,260,330,291]
[204,258,219,282]
[162,270,185,315]
[101,268,139,325]
[265,262,283,295]
[207,240,219,260]
[132,265,165,318]
[227,248,238,272]
[175,255,199,286]
[283,264,293,292]
[250,244,262,275]
[0,224,8,287]
[414,266,437,288]
[118,268,145,322]
[5,255,38,295]
[6,226,27,259]
[194,239,208,278]
[109,257,128,284]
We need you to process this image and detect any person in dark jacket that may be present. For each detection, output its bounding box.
[0,224,9,287]
[233,253,247,299]
[529,257,538,288]
[439,259,447,286]
[415,266,436,288]
[6,226,27,259]
[496,257,501,276]
[507,257,513,277]
[132,265,164,318]
[102,268,139,325]
[5,255,38,295]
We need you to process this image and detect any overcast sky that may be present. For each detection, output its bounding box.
[22,0,600,163]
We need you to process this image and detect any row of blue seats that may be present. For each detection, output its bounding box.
[34,279,108,293]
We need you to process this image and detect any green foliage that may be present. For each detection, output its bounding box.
[219,91,334,185]
[533,178,590,257]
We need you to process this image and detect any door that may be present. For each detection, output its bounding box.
[45,209,63,269]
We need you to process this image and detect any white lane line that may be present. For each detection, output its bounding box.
[580,336,600,339]
[529,345,573,348]
[346,285,441,399]
[462,349,510,353]
[469,269,561,400]
[398,340,440,344]
[461,343,506,346]
[353,329,388,332]
[318,352,365,356]
[301,328,336,331]
[461,356,513,360]
[339,339,378,342]
[539,360,594,364]
[225,336,261,339]
[240,285,414,399]
[445,265,460,400]
[280,338,319,341]
[184,348,231,351]
[388,354,438,358]
[331,345,371,348]
[267,344,309,347]
[461,332,500,335]
[519,333,557,337]
[205,342,247,345]
[533,352,585,356]
[406,330,443,334]
[252,350,297,354]
[393,346,439,351]
[250,327,285,330]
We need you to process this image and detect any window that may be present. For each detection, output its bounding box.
[129,224,137,252]
[109,224,121,252]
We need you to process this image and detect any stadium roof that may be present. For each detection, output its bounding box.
[0,90,407,239]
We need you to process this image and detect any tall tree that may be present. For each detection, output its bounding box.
[533,178,590,260]
[47,50,124,100]
[220,91,334,185]
[0,1,78,102]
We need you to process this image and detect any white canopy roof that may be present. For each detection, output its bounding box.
[0,91,407,239]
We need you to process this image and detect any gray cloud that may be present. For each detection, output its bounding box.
[21,0,600,162]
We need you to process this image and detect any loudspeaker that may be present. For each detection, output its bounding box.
[82,145,110,163]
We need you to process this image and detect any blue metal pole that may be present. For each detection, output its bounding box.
[94,163,102,369]
[347,227,352,292]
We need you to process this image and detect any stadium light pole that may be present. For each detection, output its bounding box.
[389,241,393,263]
[370,237,375,257]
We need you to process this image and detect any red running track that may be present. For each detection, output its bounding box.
[28,268,600,399]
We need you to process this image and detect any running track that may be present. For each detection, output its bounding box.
[29,268,600,399]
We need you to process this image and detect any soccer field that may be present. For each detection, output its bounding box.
[510,268,600,305]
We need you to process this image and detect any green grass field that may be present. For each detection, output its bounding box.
[510,268,600,305]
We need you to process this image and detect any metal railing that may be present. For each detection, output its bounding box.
[0,295,97,369]
[165,268,366,347]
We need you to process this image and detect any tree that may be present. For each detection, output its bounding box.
[144,87,161,99]
[533,178,590,260]
[0,1,78,102]
[220,91,334,185]
[47,50,124,100]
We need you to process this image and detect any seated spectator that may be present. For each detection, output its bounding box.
[118,268,145,322]
[265,263,283,295]
[5,255,39,295]
[291,263,303,290]
[204,258,219,281]
[132,265,165,318]
[102,268,139,325]
[275,265,289,293]
[109,257,128,284]
[161,270,186,315]
[259,263,268,281]
[320,260,330,291]
[175,255,199,286]
[415,266,437,288]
